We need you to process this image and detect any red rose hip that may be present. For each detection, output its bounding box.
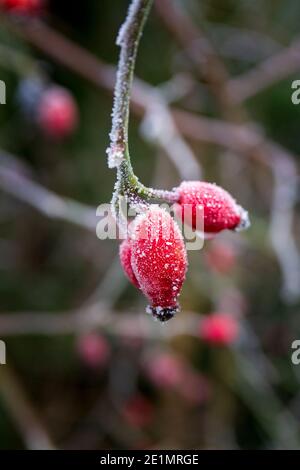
[200,313,239,345]
[119,238,140,289]
[175,181,249,235]
[0,0,43,14]
[37,86,78,138]
[130,207,187,322]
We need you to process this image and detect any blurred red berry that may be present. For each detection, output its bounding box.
[119,238,140,289]
[0,0,43,14]
[130,207,187,322]
[144,352,185,389]
[175,181,249,235]
[77,333,110,369]
[122,395,153,428]
[200,313,239,345]
[204,241,236,274]
[37,87,78,138]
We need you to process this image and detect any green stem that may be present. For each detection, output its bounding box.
[107,0,178,220]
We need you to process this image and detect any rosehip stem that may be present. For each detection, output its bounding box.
[107,0,178,220]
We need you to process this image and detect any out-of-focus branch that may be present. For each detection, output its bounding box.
[172,110,296,169]
[207,23,283,63]
[269,157,300,302]
[226,37,300,104]
[3,16,290,175]
[3,14,300,302]
[3,14,295,173]
[1,308,298,447]
[156,0,299,107]
[154,1,300,303]
[154,0,231,112]
[140,94,201,179]
[5,17,201,180]
[0,152,97,231]
[0,306,200,339]
[0,366,55,449]
[153,0,297,179]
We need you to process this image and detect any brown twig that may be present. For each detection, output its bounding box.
[3,15,300,302]
[152,0,300,300]
[0,305,200,339]
[3,15,296,173]
[0,153,97,231]
[226,37,300,104]
[5,17,201,180]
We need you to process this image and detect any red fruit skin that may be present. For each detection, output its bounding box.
[131,207,187,322]
[37,87,78,138]
[0,0,43,14]
[200,313,239,345]
[119,239,140,289]
[175,181,248,234]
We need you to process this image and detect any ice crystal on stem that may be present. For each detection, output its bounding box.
[107,0,152,170]
[107,0,178,223]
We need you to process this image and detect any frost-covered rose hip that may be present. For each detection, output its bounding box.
[0,0,43,14]
[119,238,140,289]
[200,313,239,345]
[130,207,187,322]
[175,181,249,235]
[37,87,78,138]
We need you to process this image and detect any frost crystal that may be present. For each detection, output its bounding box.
[107,2,143,170]
[116,0,139,46]
[235,206,251,232]
[106,145,124,169]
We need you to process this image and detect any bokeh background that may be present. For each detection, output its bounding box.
[0,0,300,450]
